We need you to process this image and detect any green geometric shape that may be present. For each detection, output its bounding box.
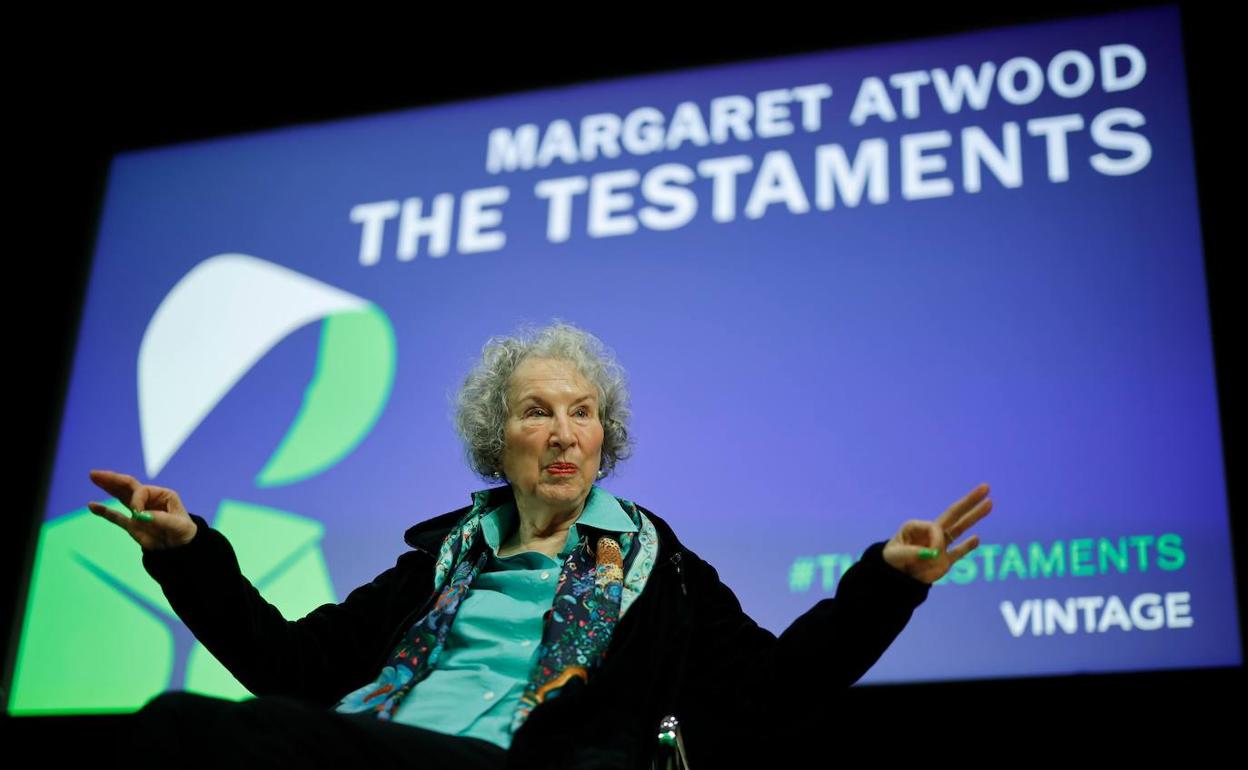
[256,306,396,488]
[8,503,176,714]
[7,499,337,714]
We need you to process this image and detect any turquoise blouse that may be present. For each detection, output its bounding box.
[386,485,638,749]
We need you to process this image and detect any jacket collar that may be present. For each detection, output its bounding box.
[402,486,509,552]
[482,485,637,554]
[404,486,688,560]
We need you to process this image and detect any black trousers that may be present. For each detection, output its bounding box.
[113,691,510,768]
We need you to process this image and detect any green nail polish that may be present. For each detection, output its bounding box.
[135,511,153,522]
[918,548,939,560]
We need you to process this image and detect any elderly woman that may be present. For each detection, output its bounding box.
[86,321,991,769]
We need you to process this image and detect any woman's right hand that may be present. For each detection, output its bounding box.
[87,469,198,551]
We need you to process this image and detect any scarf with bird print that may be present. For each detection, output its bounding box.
[333,486,659,735]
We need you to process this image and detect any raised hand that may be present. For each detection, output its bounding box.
[882,483,993,584]
[87,469,198,552]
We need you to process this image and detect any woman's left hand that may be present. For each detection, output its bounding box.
[882,483,993,584]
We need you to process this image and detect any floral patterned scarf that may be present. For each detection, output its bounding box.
[334,487,659,735]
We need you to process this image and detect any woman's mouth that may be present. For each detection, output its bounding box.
[546,463,578,475]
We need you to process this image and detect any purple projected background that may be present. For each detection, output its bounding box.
[36,3,1239,684]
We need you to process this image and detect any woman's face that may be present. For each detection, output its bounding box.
[501,356,604,518]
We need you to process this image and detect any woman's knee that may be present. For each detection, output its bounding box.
[139,689,228,716]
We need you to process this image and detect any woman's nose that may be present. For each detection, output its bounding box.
[549,414,575,446]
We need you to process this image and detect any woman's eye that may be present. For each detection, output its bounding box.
[523,407,592,418]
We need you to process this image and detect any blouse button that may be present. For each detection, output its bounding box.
[483,691,495,700]
[520,639,531,647]
[540,571,550,580]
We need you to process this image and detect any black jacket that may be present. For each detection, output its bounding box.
[142,486,931,769]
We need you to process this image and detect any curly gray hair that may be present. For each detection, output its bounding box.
[452,320,633,484]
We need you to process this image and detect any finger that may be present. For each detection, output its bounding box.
[87,501,141,535]
[947,535,981,563]
[143,486,184,513]
[88,498,150,523]
[88,470,140,510]
[899,519,950,552]
[935,483,990,529]
[131,486,150,515]
[921,520,948,549]
[135,506,182,526]
[945,496,993,542]
[893,543,944,562]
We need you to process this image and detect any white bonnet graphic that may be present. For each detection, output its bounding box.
[138,253,370,478]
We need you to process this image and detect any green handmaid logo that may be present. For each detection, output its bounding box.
[8,253,396,714]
